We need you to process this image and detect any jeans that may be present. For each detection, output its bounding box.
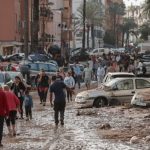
[25,106,32,119]
[54,101,66,125]
[5,111,17,126]
[38,89,48,103]
[19,97,24,118]
[0,116,4,144]
[75,75,81,89]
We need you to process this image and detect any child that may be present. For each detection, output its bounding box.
[24,90,33,121]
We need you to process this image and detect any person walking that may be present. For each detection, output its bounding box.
[73,63,81,89]
[64,71,75,102]
[11,76,26,119]
[3,85,20,136]
[37,69,49,106]
[83,63,92,90]
[24,90,33,121]
[49,75,66,126]
[97,65,105,87]
[0,85,9,147]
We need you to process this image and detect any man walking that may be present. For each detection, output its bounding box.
[0,85,9,147]
[83,63,92,90]
[49,76,66,126]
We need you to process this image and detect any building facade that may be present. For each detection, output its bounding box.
[0,0,32,55]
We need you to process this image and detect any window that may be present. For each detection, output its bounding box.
[136,79,150,89]
[29,63,38,71]
[48,64,58,72]
[0,74,4,83]
[93,50,98,53]
[39,64,49,71]
[5,73,11,83]
[116,79,134,90]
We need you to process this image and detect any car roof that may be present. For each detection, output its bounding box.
[107,72,135,76]
[105,77,150,86]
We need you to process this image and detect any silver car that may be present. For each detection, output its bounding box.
[75,77,150,108]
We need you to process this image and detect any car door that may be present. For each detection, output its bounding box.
[135,79,150,92]
[111,79,135,103]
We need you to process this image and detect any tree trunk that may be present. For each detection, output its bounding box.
[24,0,29,58]
[113,14,117,47]
[32,0,39,52]
[87,24,90,49]
[122,30,125,47]
[91,24,95,49]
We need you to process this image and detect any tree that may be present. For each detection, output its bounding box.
[143,0,150,18]
[32,0,39,52]
[108,2,125,46]
[140,22,150,40]
[77,0,104,49]
[119,18,137,47]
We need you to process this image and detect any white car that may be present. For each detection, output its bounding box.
[131,89,150,107]
[103,72,135,83]
[89,48,110,56]
[75,77,150,108]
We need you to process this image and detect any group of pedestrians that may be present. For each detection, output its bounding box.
[0,76,33,147]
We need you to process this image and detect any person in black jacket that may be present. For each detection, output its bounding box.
[11,76,26,119]
[37,69,49,106]
[49,75,66,126]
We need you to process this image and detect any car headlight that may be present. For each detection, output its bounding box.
[75,94,89,102]
[134,95,144,102]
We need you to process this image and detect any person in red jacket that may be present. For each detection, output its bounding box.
[0,85,9,147]
[4,85,20,136]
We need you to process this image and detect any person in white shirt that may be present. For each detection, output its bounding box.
[97,65,105,87]
[83,63,92,90]
[64,71,75,102]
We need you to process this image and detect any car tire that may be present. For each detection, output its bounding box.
[93,97,107,108]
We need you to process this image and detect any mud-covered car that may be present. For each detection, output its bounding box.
[75,77,150,108]
[131,89,150,107]
[103,72,135,83]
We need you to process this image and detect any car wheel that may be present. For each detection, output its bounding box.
[93,97,107,108]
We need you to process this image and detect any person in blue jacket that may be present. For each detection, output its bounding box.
[24,90,33,121]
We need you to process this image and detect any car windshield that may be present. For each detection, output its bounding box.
[0,74,4,83]
[8,72,19,79]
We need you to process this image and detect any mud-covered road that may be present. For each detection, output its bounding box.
[2,87,150,150]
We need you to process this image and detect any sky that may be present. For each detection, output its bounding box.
[72,0,145,14]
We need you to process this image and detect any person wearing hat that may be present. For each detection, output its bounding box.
[37,69,49,106]
[11,76,26,119]
[0,85,9,147]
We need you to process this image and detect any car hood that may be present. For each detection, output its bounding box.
[77,88,107,98]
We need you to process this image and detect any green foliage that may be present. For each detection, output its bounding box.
[140,22,150,40]
[109,2,126,16]
[143,0,150,18]
[77,0,104,25]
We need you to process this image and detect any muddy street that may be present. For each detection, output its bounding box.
[2,89,150,150]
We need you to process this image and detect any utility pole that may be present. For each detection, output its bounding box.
[24,0,29,59]
[82,0,86,51]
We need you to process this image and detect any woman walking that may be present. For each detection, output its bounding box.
[11,76,26,119]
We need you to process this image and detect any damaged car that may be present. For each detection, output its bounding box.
[131,89,150,107]
[75,77,150,108]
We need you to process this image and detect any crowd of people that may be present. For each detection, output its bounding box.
[0,76,33,147]
[0,51,147,147]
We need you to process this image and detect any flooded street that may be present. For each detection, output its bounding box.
[2,88,150,150]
